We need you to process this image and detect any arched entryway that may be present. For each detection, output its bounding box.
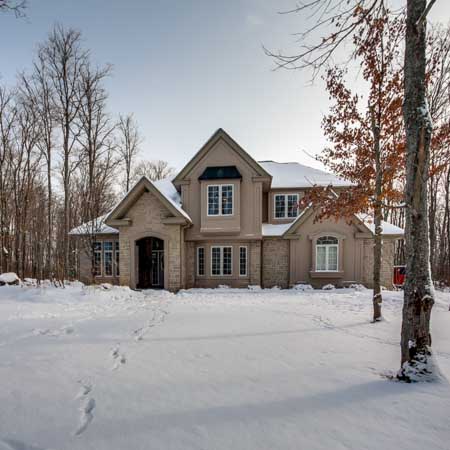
[136,237,164,289]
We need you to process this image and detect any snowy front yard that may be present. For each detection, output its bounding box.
[0,285,450,450]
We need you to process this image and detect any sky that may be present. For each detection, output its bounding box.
[1,0,449,173]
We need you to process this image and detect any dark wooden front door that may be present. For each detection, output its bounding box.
[137,237,164,289]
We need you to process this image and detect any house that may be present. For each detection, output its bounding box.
[70,128,403,291]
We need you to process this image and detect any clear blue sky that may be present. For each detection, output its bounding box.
[1,0,449,172]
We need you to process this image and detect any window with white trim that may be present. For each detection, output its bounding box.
[211,246,232,276]
[104,241,113,276]
[115,241,120,277]
[239,246,248,276]
[316,236,339,271]
[93,242,102,276]
[208,184,233,216]
[274,194,299,218]
[197,247,205,276]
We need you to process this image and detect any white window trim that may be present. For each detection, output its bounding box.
[103,241,114,278]
[315,240,339,272]
[207,184,234,217]
[114,242,120,277]
[239,246,248,277]
[197,247,205,276]
[94,242,102,277]
[210,246,233,276]
[274,193,299,219]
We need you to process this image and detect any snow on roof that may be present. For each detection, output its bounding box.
[69,177,191,236]
[152,178,191,222]
[356,214,404,236]
[69,214,119,236]
[262,223,293,237]
[263,211,404,238]
[259,161,352,189]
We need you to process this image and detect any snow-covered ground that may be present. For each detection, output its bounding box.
[0,284,450,450]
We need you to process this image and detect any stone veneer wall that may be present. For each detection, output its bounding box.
[262,238,290,288]
[361,238,396,289]
[184,241,196,289]
[117,191,184,292]
[249,241,262,286]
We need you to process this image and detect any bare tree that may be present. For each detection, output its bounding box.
[131,159,174,184]
[117,113,141,193]
[0,86,17,274]
[0,0,26,16]
[19,51,57,277]
[39,25,88,279]
[74,61,119,281]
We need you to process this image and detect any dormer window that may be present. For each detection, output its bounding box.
[274,194,299,219]
[208,184,234,216]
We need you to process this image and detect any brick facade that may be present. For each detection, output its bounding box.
[362,238,395,289]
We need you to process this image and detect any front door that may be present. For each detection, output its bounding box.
[137,237,164,289]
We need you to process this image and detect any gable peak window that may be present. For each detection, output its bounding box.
[316,236,339,272]
[208,184,234,216]
[274,194,299,219]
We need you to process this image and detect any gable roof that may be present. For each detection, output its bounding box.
[258,161,352,189]
[355,213,404,237]
[105,176,192,226]
[173,128,272,185]
[69,214,119,236]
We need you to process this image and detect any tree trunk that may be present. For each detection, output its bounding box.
[46,153,52,278]
[371,107,383,322]
[399,0,435,381]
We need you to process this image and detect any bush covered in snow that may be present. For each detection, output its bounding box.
[293,283,314,291]
[0,272,20,286]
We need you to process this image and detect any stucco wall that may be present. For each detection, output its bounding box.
[267,189,305,225]
[180,138,263,241]
[287,214,365,288]
[262,238,290,288]
[116,190,184,292]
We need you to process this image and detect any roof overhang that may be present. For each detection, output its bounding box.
[105,176,192,227]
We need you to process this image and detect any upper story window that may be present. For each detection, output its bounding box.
[208,184,234,216]
[316,236,339,272]
[274,194,299,219]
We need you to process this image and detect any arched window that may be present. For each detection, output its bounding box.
[316,236,339,271]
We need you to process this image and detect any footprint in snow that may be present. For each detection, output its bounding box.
[32,325,75,337]
[111,346,126,370]
[0,438,49,450]
[73,397,96,436]
[75,381,92,400]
